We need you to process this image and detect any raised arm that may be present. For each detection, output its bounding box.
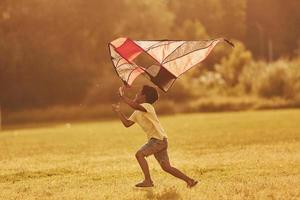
[118,86,146,112]
[112,103,134,128]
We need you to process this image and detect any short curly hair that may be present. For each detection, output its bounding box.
[141,85,158,104]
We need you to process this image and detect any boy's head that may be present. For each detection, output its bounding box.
[135,85,158,104]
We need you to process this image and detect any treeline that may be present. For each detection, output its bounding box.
[173,42,300,102]
[0,0,299,112]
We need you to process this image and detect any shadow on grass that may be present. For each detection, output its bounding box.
[136,187,182,200]
[0,168,75,183]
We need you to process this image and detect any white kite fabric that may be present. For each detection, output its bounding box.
[109,37,234,92]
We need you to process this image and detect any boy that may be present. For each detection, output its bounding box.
[112,85,198,188]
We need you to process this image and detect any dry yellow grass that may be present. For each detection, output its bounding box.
[0,109,300,200]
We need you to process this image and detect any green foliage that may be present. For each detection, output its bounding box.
[1,0,300,114]
[171,20,208,39]
[0,0,175,110]
[238,58,300,100]
[246,0,300,58]
[162,75,198,102]
[215,41,253,87]
[168,0,247,40]
[220,0,247,40]
[254,60,300,99]
[115,0,174,39]
[239,61,264,94]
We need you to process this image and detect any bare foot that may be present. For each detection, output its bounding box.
[135,180,154,187]
[187,179,198,188]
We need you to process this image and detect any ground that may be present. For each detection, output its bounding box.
[0,109,300,200]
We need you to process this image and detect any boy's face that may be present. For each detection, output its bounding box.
[134,91,146,104]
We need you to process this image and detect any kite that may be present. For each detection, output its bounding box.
[109,37,234,92]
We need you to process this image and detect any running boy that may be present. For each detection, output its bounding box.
[112,85,198,188]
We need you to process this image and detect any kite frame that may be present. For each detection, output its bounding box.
[108,38,233,92]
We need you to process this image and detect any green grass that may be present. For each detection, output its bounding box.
[0,109,300,199]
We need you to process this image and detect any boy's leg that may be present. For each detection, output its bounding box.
[135,150,152,185]
[154,139,198,187]
[135,138,162,187]
[155,150,191,182]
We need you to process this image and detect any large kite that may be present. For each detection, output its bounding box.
[109,37,234,92]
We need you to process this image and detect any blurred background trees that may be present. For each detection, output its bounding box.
[0,0,300,123]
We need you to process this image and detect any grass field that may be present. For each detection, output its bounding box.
[0,109,300,200]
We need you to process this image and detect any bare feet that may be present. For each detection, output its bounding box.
[135,180,154,187]
[187,179,198,188]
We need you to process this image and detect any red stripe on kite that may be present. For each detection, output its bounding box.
[115,39,143,61]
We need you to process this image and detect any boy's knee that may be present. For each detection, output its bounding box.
[161,163,172,172]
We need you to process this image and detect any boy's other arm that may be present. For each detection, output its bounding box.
[118,86,147,112]
[112,103,135,128]
[121,96,147,112]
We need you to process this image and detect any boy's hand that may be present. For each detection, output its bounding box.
[118,86,125,97]
[112,103,120,112]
